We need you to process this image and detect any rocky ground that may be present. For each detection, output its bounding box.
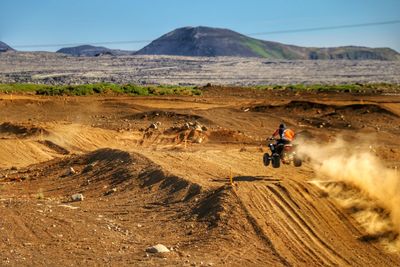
[0,88,399,266]
[0,52,399,85]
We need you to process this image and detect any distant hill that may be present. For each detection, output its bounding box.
[0,41,15,52]
[57,45,133,57]
[136,26,400,60]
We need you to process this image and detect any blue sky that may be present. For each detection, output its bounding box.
[1,0,399,52]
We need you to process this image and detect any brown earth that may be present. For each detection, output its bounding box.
[0,88,399,266]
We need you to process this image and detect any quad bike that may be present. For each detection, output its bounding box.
[263,138,302,168]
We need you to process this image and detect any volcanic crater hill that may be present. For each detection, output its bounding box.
[136,26,400,60]
[57,45,133,57]
[0,41,15,52]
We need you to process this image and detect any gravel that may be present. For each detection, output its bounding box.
[1,52,399,85]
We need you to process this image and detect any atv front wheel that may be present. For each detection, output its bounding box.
[272,154,281,168]
[263,153,270,166]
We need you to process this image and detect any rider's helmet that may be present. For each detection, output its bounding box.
[279,123,286,129]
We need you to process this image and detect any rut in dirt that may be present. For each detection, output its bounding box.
[211,174,400,266]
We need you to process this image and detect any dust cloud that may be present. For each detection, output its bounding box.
[297,136,400,251]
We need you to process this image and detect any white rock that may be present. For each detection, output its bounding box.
[105,188,117,195]
[145,244,170,253]
[65,167,76,176]
[58,204,79,210]
[71,193,84,201]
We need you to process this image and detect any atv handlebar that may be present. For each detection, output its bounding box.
[266,137,275,146]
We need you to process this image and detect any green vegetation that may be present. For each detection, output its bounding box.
[0,83,398,96]
[242,37,299,59]
[0,83,202,96]
[243,38,272,58]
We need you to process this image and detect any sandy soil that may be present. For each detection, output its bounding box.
[0,88,399,266]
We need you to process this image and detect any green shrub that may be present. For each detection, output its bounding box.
[0,83,202,96]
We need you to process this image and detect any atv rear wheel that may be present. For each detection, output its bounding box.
[293,156,302,167]
[272,153,281,168]
[263,153,270,166]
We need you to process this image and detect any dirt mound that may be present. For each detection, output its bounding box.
[250,101,400,131]
[0,122,48,139]
[305,106,400,131]
[164,122,209,144]
[208,128,255,144]
[0,149,223,266]
[250,101,334,113]
[336,104,399,117]
[251,101,398,117]
[2,148,203,202]
[139,121,210,146]
[129,110,212,124]
[1,148,204,205]
[38,140,70,155]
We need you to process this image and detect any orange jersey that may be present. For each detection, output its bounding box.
[273,128,295,141]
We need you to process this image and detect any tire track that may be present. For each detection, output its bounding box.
[254,185,327,265]
[231,188,291,266]
[267,184,351,265]
[232,175,400,266]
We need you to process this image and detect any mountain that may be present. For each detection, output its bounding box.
[136,26,400,60]
[57,45,133,57]
[0,41,15,52]
[306,46,400,60]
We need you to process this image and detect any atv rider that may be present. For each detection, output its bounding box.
[268,123,295,156]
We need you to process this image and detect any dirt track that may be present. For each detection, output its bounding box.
[0,88,399,266]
